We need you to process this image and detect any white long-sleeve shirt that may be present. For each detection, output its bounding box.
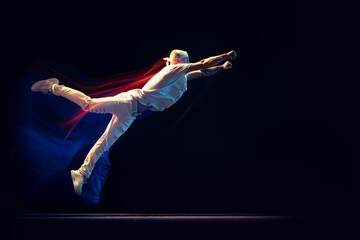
[128,63,192,111]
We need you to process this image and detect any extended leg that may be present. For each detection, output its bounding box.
[80,114,126,177]
[35,79,137,117]
[71,114,135,195]
[31,78,92,110]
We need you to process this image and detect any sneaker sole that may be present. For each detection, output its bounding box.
[31,78,59,93]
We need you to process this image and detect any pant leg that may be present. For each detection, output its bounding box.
[52,84,91,110]
[53,84,138,177]
[78,92,138,178]
[79,114,135,178]
[52,84,137,116]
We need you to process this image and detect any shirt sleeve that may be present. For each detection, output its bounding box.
[171,63,192,77]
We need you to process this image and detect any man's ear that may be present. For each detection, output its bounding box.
[175,58,180,64]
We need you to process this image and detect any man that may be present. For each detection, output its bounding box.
[31,49,237,195]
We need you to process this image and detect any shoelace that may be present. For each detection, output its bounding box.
[78,169,88,184]
[81,175,87,184]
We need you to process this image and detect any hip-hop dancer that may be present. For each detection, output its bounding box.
[31,49,237,195]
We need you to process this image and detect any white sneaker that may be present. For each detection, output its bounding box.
[31,78,59,94]
[71,170,87,196]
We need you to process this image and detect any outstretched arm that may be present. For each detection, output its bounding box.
[187,61,233,80]
[186,50,237,73]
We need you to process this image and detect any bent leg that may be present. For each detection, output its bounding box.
[78,114,134,178]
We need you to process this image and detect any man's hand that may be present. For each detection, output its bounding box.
[222,61,232,70]
[226,50,237,60]
[187,50,237,73]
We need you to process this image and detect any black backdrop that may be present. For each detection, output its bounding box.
[3,1,359,218]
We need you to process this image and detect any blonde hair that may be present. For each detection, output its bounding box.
[163,49,189,65]
[170,49,188,60]
[169,49,188,64]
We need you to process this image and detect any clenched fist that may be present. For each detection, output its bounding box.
[222,61,232,70]
[226,50,237,60]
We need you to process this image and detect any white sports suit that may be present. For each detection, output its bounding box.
[52,63,192,178]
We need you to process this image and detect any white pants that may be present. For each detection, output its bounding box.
[52,84,139,178]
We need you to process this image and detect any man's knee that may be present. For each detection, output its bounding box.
[81,97,92,111]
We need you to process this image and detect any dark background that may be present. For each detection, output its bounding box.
[2,0,358,222]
